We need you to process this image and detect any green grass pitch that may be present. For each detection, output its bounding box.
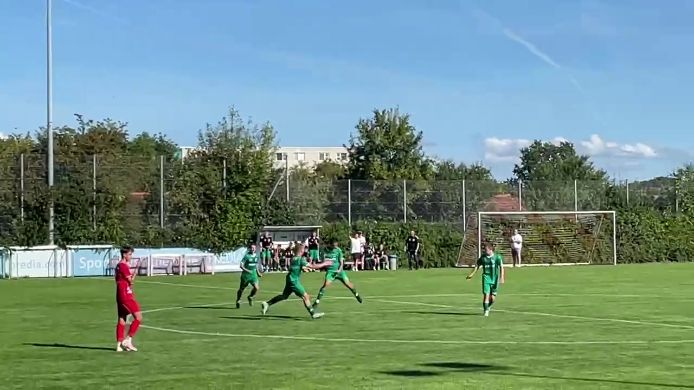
[2,264,694,389]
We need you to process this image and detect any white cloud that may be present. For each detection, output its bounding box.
[484,134,658,163]
[580,134,657,158]
[483,137,531,162]
[0,132,6,139]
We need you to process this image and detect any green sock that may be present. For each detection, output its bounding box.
[317,288,325,300]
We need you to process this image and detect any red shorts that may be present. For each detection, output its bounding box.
[117,299,141,318]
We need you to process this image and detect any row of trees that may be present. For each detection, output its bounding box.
[1,106,693,262]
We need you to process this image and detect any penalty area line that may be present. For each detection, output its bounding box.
[140,324,694,346]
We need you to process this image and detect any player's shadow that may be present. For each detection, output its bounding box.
[403,310,477,317]
[381,363,501,378]
[24,343,113,352]
[378,370,441,377]
[221,315,303,322]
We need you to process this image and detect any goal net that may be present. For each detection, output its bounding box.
[457,211,616,267]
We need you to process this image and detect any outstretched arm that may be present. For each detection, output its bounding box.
[304,260,332,271]
[466,265,480,280]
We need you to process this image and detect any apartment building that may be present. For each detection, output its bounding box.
[176,146,349,170]
[273,146,348,169]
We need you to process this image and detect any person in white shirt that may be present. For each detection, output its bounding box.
[511,229,523,267]
[357,231,366,270]
[349,232,363,271]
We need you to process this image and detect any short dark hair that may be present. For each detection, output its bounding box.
[484,242,495,250]
[120,245,134,257]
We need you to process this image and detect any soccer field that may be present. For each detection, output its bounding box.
[2,265,693,390]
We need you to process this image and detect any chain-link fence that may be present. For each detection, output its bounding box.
[0,153,689,245]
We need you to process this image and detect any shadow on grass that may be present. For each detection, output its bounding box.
[403,310,477,317]
[382,362,694,389]
[221,315,303,321]
[378,370,441,377]
[25,343,113,352]
[423,362,505,371]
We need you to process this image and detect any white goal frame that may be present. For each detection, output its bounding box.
[477,210,617,266]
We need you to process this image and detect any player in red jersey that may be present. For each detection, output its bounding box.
[115,246,142,352]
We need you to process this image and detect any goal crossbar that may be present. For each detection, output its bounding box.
[477,210,617,266]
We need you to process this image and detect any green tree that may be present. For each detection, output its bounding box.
[512,141,609,211]
[166,108,278,253]
[0,134,38,246]
[344,108,434,222]
[673,164,694,215]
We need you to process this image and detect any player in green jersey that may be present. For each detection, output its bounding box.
[261,244,330,319]
[466,242,505,317]
[236,243,263,308]
[312,239,362,309]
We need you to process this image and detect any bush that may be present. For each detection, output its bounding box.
[320,222,464,268]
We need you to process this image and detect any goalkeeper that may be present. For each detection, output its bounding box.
[466,242,505,317]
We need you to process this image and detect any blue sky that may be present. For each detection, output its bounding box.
[1,0,693,180]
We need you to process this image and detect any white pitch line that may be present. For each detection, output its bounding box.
[141,324,694,346]
[369,298,694,330]
[132,279,694,330]
[133,280,674,299]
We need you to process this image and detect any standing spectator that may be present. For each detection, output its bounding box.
[511,229,523,267]
[284,242,294,271]
[272,244,282,271]
[405,231,420,270]
[349,232,363,271]
[305,231,321,264]
[259,232,274,272]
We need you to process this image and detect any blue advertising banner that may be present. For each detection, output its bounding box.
[71,247,115,277]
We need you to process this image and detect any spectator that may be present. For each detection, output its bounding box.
[272,244,282,272]
[373,243,388,270]
[349,232,364,271]
[405,231,420,270]
[283,242,294,271]
[511,229,523,267]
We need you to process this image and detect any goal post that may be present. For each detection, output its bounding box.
[475,210,617,266]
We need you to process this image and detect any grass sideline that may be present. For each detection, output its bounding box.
[2,264,694,389]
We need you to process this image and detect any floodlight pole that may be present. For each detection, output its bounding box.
[47,0,55,245]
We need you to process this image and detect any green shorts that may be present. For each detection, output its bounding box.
[260,248,273,260]
[325,270,350,284]
[482,280,499,296]
[309,249,320,261]
[282,281,306,297]
[240,274,259,289]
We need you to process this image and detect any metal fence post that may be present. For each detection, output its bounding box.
[222,158,227,194]
[403,180,407,223]
[20,153,25,222]
[574,179,578,221]
[347,179,352,226]
[462,179,466,231]
[92,154,97,230]
[625,180,630,205]
[285,157,289,202]
[518,180,523,210]
[159,155,164,228]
